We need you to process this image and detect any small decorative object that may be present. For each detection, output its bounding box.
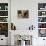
[45,6,46,8]
[38,17,42,22]
[38,17,45,22]
[0,6,1,10]
[0,11,8,16]
[3,18,7,22]
[0,23,8,37]
[0,23,8,30]
[0,17,7,22]
[29,25,35,30]
[39,29,46,37]
[17,10,29,18]
[38,3,46,10]
[42,12,45,15]
[5,6,8,10]
[43,39,45,40]
[38,23,46,28]
[11,23,16,30]
[40,8,44,10]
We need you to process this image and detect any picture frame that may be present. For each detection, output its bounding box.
[17,10,29,18]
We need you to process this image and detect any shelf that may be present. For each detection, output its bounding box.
[38,28,46,29]
[38,22,46,23]
[0,16,8,17]
[0,10,8,11]
[38,3,46,37]
[0,3,8,37]
[38,10,46,11]
[0,22,8,23]
[38,16,46,17]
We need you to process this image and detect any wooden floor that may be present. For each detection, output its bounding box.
[0,45,8,46]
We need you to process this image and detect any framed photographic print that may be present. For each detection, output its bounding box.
[17,10,29,18]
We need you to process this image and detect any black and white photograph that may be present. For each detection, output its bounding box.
[17,10,29,18]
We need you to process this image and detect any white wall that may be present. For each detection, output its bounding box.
[11,0,38,30]
[11,0,46,46]
[11,0,46,30]
[11,0,38,45]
